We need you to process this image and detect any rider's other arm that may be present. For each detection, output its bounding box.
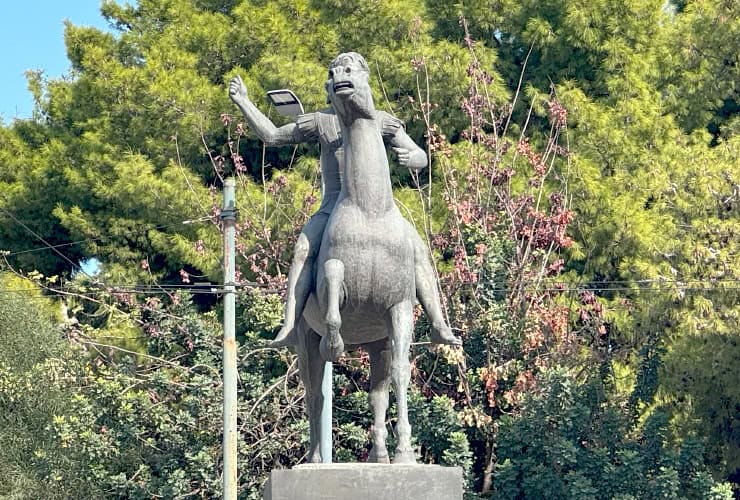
[380,112,428,171]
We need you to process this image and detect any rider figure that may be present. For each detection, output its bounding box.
[229,62,460,348]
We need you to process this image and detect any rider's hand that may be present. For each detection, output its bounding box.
[393,147,427,169]
[229,75,249,104]
[393,147,411,167]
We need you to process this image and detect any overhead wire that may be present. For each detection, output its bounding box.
[3,216,214,257]
[0,196,737,301]
[0,204,226,299]
[2,273,739,294]
[0,281,738,300]
[0,205,96,280]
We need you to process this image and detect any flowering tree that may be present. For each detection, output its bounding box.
[0,0,737,497]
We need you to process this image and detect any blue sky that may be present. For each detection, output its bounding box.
[0,1,111,122]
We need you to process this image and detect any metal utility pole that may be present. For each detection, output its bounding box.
[221,178,238,499]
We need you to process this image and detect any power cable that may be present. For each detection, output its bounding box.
[0,206,95,280]
[2,276,738,293]
[0,282,738,298]
[4,216,213,257]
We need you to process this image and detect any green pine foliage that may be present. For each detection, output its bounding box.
[492,368,733,499]
[0,0,737,497]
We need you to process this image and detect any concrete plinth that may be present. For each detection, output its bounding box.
[263,463,463,500]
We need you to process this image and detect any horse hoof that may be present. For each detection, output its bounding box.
[392,450,416,464]
[330,341,344,359]
[368,448,390,464]
[320,334,345,362]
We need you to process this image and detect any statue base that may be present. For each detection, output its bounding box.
[263,463,463,500]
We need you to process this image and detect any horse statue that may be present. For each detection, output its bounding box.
[296,52,424,464]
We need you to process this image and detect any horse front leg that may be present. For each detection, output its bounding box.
[365,338,392,463]
[388,300,416,464]
[319,259,345,362]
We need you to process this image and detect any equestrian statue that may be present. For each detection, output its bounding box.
[229,52,461,464]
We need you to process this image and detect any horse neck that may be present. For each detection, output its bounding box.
[340,118,395,216]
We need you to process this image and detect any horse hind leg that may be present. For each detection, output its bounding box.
[388,299,416,464]
[365,338,392,463]
[295,320,325,463]
[319,259,345,362]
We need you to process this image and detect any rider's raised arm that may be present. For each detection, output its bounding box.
[379,111,428,171]
[229,75,303,146]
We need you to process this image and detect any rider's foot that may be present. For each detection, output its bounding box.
[270,325,298,348]
[430,323,462,346]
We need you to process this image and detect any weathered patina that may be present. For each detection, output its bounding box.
[230,52,462,464]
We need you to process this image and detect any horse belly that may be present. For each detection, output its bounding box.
[321,213,415,311]
[303,294,389,343]
[343,237,415,308]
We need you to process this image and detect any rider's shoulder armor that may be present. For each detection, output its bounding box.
[377,110,405,139]
[296,109,342,149]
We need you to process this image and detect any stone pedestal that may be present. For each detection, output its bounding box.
[263,463,463,500]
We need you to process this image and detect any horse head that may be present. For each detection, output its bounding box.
[325,52,376,123]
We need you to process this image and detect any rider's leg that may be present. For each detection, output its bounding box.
[411,231,462,346]
[272,213,329,347]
